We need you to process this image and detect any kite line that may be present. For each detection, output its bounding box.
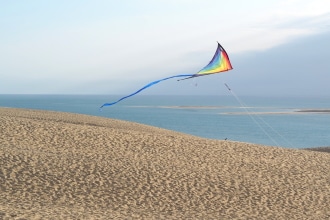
[224,83,294,148]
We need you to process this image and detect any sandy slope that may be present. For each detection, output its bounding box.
[0,108,329,219]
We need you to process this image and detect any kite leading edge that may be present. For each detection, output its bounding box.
[100,42,233,109]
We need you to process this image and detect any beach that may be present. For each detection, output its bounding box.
[1,107,329,219]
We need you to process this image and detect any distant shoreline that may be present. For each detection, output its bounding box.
[129,105,330,114]
[304,147,330,153]
[296,109,330,113]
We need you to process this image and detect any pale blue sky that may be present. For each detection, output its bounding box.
[1,0,329,96]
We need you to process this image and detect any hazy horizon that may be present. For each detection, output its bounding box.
[1,1,329,97]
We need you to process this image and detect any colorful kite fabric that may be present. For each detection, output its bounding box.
[196,43,233,75]
[100,42,233,108]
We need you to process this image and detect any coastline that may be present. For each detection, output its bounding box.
[129,105,330,115]
[304,147,330,153]
[1,107,330,219]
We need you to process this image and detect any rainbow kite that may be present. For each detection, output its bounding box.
[100,42,233,108]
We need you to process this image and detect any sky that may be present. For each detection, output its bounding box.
[1,0,330,97]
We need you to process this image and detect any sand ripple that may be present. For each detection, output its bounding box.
[0,108,330,219]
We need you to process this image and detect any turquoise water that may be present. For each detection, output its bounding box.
[1,94,330,149]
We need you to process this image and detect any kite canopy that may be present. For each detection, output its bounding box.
[178,42,233,81]
[196,42,233,75]
[100,42,233,108]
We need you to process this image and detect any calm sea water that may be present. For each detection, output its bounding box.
[1,94,330,149]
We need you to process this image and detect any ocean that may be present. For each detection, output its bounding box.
[1,94,330,149]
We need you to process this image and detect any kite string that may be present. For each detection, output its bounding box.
[229,89,280,147]
[247,108,295,148]
[224,83,294,148]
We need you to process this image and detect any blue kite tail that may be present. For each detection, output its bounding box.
[100,74,194,109]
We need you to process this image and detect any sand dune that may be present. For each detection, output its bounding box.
[0,108,329,219]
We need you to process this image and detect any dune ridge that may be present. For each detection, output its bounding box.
[0,108,330,219]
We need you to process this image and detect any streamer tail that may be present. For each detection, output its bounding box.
[100,74,194,109]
